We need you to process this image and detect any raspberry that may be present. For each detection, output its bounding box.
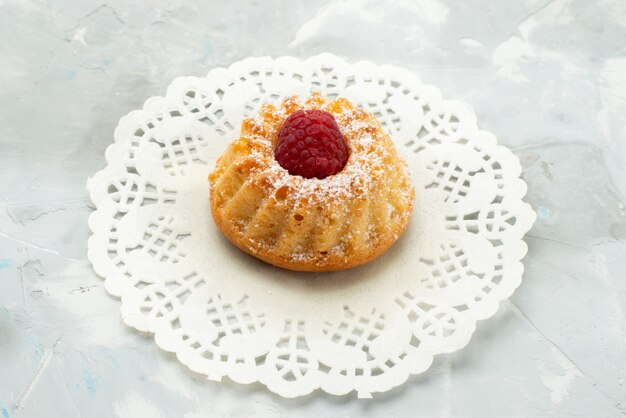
[274,109,348,179]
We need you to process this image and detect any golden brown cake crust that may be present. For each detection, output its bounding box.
[209,94,415,272]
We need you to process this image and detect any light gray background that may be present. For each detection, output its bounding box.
[1,0,625,417]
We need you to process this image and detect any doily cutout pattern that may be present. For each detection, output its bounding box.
[87,54,536,398]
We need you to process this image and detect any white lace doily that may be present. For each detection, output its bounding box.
[87,54,535,398]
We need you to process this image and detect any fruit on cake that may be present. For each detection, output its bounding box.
[209,93,414,272]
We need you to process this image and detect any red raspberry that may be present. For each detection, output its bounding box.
[274,109,348,179]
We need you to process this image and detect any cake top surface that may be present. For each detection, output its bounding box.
[236,93,400,210]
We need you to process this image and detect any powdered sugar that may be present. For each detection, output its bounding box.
[244,96,389,208]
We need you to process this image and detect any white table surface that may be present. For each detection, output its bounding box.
[1,0,625,416]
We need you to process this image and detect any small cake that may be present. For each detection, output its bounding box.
[209,93,414,272]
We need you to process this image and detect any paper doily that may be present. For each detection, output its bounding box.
[87,54,535,398]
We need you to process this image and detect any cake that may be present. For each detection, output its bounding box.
[209,93,414,272]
